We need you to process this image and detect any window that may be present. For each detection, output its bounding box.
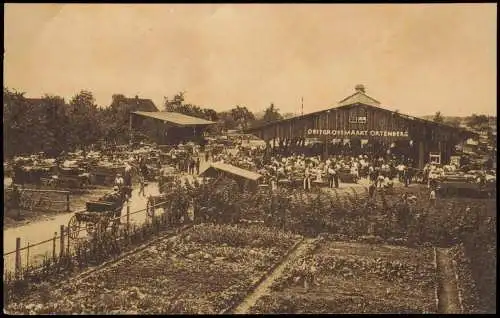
[429,153,441,165]
[357,116,367,124]
[349,108,367,124]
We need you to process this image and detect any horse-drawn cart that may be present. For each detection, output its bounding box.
[67,199,124,240]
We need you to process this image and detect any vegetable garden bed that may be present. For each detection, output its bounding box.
[5,224,301,314]
[249,239,437,314]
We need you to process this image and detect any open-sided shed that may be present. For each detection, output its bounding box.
[130,111,216,145]
[200,162,263,191]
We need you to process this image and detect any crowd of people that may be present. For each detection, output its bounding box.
[206,143,420,192]
[8,138,494,214]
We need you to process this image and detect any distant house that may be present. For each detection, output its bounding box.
[110,95,159,112]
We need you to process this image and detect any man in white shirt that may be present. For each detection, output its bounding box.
[350,164,359,179]
[429,189,437,207]
[397,164,406,182]
[328,165,336,188]
[114,173,124,191]
[304,166,312,191]
[377,174,385,188]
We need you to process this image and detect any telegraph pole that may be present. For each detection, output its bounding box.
[301,97,304,116]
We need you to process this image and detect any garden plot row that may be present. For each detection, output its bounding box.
[5,224,301,315]
[249,238,437,314]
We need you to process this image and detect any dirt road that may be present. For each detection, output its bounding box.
[3,183,160,273]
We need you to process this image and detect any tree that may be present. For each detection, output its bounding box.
[163,92,218,121]
[3,89,71,157]
[203,108,219,122]
[230,105,255,130]
[40,95,70,156]
[433,111,444,123]
[262,103,283,123]
[466,114,490,130]
[217,111,237,132]
[3,88,30,158]
[444,117,461,128]
[68,90,102,148]
[163,92,185,112]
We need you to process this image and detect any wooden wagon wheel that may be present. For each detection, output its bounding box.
[99,218,110,236]
[68,215,83,240]
[110,218,120,236]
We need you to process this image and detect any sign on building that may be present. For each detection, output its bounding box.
[429,152,441,165]
[306,129,409,138]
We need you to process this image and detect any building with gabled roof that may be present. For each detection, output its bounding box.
[110,95,159,112]
[130,110,216,145]
[246,84,477,168]
[337,84,381,107]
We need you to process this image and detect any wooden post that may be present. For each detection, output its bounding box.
[67,225,71,256]
[418,141,425,170]
[66,192,70,212]
[59,225,65,258]
[126,204,130,232]
[151,201,155,220]
[53,232,57,261]
[15,237,21,279]
[26,242,30,268]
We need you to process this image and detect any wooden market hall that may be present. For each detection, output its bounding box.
[246,85,477,169]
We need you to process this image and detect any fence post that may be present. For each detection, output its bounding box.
[60,225,65,259]
[66,192,70,212]
[126,204,130,232]
[53,232,57,261]
[26,242,30,269]
[151,202,155,225]
[15,237,21,279]
[67,225,71,256]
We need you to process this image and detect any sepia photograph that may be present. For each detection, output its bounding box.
[3,3,496,314]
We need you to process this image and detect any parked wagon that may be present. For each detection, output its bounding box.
[90,165,125,186]
[67,194,125,240]
[54,167,91,188]
[12,165,57,186]
[436,172,495,198]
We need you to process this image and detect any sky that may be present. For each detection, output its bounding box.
[4,3,497,116]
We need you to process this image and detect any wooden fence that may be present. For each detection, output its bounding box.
[5,187,71,213]
[3,198,170,283]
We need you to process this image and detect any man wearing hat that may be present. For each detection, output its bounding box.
[103,185,122,203]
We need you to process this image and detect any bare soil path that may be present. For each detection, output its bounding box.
[436,248,461,314]
[232,238,315,314]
